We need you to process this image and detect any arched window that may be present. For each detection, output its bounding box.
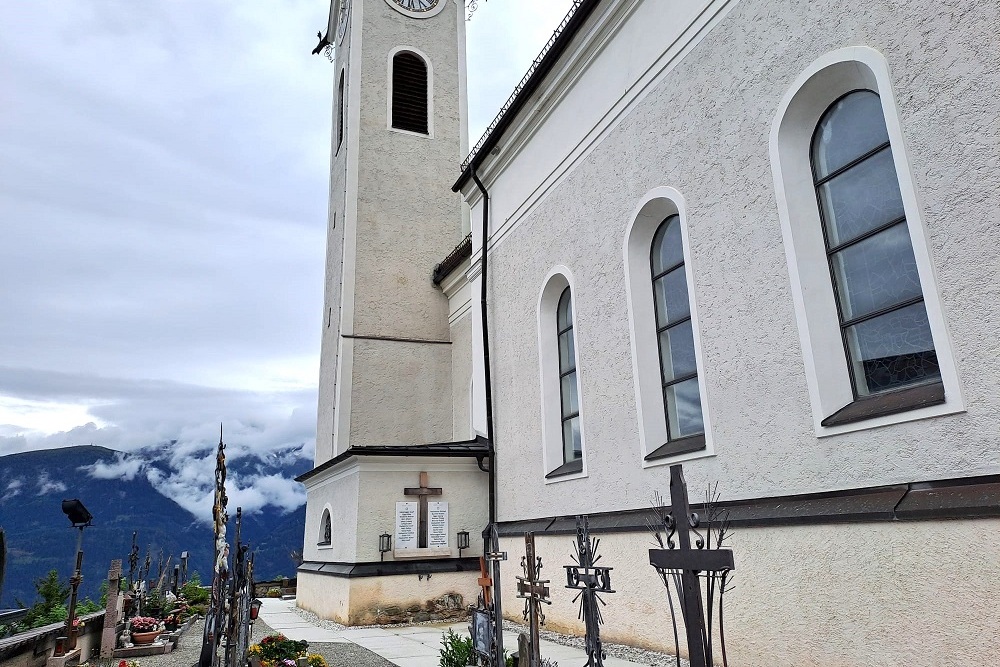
[811,91,939,400]
[391,52,428,134]
[770,47,961,434]
[538,269,586,480]
[650,215,704,449]
[556,288,581,466]
[318,509,332,546]
[337,69,346,151]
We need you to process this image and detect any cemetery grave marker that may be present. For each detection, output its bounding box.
[564,516,615,667]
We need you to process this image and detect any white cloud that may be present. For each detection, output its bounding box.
[80,452,145,481]
[37,472,67,495]
[2,478,23,502]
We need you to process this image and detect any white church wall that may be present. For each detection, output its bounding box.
[499,518,1000,667]
[477,0,1000,522]
[355,460,487,562]
[449,311,474,440]
[302,466,361,564]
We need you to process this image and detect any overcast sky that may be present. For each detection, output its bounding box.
[0,0,574,518]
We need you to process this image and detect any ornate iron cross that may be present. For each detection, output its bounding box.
[127,531,139,589]
[565,516,615,667]
[517,532,551,667]
[482,523,507,667]
[403,471,442,548]
[648,465,734,667]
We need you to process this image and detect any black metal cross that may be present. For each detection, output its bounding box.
[517,532,551,667]
[648,465,734,667]
[403,471,442,548]
[483,523,507,667]
[565,516,615,667]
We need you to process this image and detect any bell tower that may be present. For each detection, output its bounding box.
[316,0,468,463]
[298,0,486,625]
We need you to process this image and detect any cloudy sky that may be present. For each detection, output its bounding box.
[0,0,575,518]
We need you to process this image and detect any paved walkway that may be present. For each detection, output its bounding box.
[258,598,647,667]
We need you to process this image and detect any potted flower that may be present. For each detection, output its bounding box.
[164,613,179,632]
[129,616,162,645]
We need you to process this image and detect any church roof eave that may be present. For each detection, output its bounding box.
[295,435,490,483]
[452,0,603,193]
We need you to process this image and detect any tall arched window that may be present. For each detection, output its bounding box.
[337,69,346,151]
[318,509,332,546]
[811,91,939,401]
[391,52,429,134]
[651,215,704,451]
[556,288,581,466]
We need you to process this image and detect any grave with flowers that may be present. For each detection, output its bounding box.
[247,633,328,667]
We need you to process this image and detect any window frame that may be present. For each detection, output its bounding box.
[537,267,587,482]
[555,287,582,469]
[318,507,333,548]
[769,46,963,436]
[623,188,714,467]
[337,68,346,154]
[386,46,434,138]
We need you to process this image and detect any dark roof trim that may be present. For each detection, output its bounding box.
[432,234,473,286]
[299,556,481,579]
[452,0,603,193]
[495,473,1000,537]
[296,436,490,483]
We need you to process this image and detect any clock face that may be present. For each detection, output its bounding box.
[336,0,351,43]
[388,0,442,15]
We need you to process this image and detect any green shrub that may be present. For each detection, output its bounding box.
[439,629,473,667]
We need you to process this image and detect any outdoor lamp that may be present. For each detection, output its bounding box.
[457,530,470,557]
[61,499,93,527]
[249,598,262,621]
[379,532,392,561]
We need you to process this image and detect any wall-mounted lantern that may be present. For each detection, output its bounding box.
[457,530,470,557]
[379,533,392,561]
[249,598,262,621]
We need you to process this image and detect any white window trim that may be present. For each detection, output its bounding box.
[386,45,434,139]
[623,187,715,467]
[537,266,588,483]
[317,504,334,550]
[769,46,965,436]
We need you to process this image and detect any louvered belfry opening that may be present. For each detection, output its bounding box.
[392,52,429,134]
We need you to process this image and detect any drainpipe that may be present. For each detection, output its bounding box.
[470,167,496,533]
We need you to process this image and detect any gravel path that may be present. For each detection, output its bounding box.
[501,619,690,667]
[98,617,395,667]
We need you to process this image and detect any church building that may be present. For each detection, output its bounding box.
[296,1,1000,665]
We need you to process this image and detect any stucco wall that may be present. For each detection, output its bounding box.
[349,338,454,446]
[477,0,1000,520]
[296,571,353,624]
[499,518,1000,667]
[302,467,361,563]
[450,311,473,440]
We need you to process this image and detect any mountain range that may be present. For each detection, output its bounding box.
[0,445,307,609]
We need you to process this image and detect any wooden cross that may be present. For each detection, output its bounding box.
[404,472,442,548]
[478,556,493,607]
[517,532,551,667]
[648,465,734,667]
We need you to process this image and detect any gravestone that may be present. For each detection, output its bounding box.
[100,560,122,658]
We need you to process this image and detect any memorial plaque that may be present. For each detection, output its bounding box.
[395,501,418,550]
[428,501,449,549]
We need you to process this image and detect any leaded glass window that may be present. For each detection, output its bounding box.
[556,288,582,464]
[650,215,704,443]
[812,90,940,397]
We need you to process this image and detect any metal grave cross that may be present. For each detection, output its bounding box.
[648,465,735,667]
[483,524,507,667]
[517,532,552,667]
[404,471,442,548]
[565,516,615,667]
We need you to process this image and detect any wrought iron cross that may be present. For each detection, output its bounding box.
[565,516,615,667]
[127,531,139,589]
[483,524,507,667]
[517,532,551,667]
[648,465,734,667]
[404,472,442,548]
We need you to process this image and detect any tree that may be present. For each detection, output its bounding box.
[22,570,71,629]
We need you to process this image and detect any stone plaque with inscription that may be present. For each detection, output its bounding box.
[395,501,418,550]
[428,501,449,549]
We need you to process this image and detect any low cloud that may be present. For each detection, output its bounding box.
[37,472,67,495]
[3,479,23,502]
[81,451,145,481]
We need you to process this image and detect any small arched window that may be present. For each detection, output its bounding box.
[391,52,428,134]
[650,215,704,450]
[811,90,939,400]
[556,288,581,466]
[318,509,332,546]
[337,69,346,151]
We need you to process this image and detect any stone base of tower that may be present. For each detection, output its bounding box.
[296,568,479,626]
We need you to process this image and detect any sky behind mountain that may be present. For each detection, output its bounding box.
[0,0,574,509]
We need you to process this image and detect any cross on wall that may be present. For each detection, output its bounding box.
[404,472,443,549]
